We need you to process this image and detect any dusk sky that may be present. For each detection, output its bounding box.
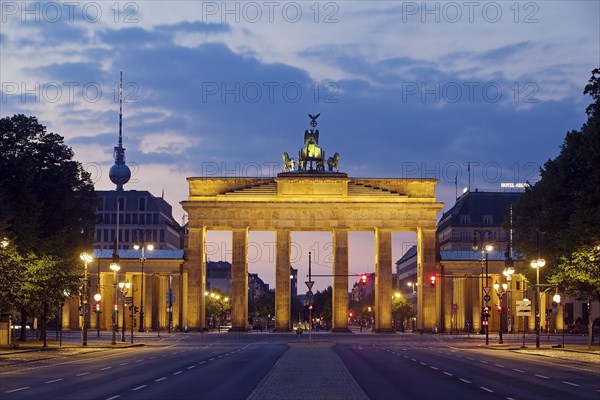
[1,1,598,291]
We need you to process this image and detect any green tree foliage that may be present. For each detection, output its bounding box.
[0,114,97,339]
[392,296,415,331]
[249,289,275,319]
[512,69,600,285]
[312,286,332,326]
[0,114,97,256]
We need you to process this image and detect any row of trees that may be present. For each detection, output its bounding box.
[0,115,98,343]
[512,68,600,347]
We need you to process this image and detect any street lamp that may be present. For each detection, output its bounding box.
[473,230,493,344]
[93,293,102,337]
[109,261,120,345]
[553,291,563,348]
[530,258,545,349]
[133,243,153,332]
[493,281,508,344]
[118,280,131,342]
[503,266,515,333]
[79,252,94,346]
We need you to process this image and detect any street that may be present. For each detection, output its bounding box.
[1,332,598,400]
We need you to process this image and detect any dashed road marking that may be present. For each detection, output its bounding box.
[535,374,549,379]
[459,379,471,384]
[480,386,494,393]
[467,357,474,360]
[45,379,63,384]
[119,362,129,366]
[187,365,195,369]
[76,372,90,376]
[132,385,147,391]
[430,366,438,370]
[410,358,416,362]
[209,358,215,361]
[420,362,427,366]
[480,360,488,364]
[155,377,167,382]
[100,367,112,371]
[443,372,453,376]
[199,361,206,365]
[562,381,579,387]
[135,359,144,363]
[6,387,30,393]
[494,364,504,368]
[150,356,156,360]
[513,368,524,373]
[105,396,120,400]
[173,371,182,375]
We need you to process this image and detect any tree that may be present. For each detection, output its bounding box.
[0,114,97,340]
[549,245,600,348]
[313,286,332,328]
[512,69,600,283]
[392,296,415,331]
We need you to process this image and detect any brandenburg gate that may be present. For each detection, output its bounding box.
[182,115,443,332]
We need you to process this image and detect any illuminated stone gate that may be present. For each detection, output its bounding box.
[182,117,444,332]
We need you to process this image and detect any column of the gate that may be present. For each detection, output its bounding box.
[274,229,291,331]
[374,228,394,332]
[231,228,249,331]
[418,228,438,332]
[187,227,206,330]
[332,229,350,332]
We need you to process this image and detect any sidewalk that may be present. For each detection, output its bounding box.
[247,341,368,400]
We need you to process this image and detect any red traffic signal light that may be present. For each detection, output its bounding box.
[361,274,368,286]
[430,275,436,286]
[308,304,313,310]
[94,303,101,313]
[349,312,354,318]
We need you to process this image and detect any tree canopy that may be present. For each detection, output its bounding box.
[0,115,97,337]
[512,69,600,287]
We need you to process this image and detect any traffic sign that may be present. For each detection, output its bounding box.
[305,281,314,290]
[516,300,532,317]
[306,290,314,298]
[483,287,491,296]
[483,294,491,303]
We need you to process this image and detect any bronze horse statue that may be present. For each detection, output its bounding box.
[327,153,340,172]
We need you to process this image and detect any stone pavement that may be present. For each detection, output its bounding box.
[247,341,369,400]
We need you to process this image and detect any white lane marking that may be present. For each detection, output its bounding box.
[403,355,408,359]
[494,364,504,368]
[420,362,427,366]
[155,377,167,382]
[187,365,195,369]
[105,396,120,400]
[467,357,474,360]
[535,374,549,379]
[173,371,182,375]
[161,354,168,357]
[199,361,206,365]
[513,368,524,373]
[119,362,129,366]
[135,359,144,363]
[480,387,494,393]
[209,358,215,361]
[430,366,439,370]
[76,372,90,376]
[506,397,516,400]
[132,385,147,391]
[217,355,223,358]
[45,379,63,384]
[480,360,488,364]
[100,367,112,371]
[459,379,471,384]
[6,387,30,393]
[150,356,156,360]
[562,381,579,387]
[410,358,416,362]
[443,372,453,376]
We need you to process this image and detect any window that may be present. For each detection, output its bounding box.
[118,197,126,211]
[139,197,146,211]
[482,215,493,225]
[139,214,145,225]
[125,229,130,242]
[125,213,131,225]
[459,215,470,224]
[96,229,101,241]
[460,231,470,242]
[160,229,165,242]
[132,213,138,224]
[153,213,159,225]
[104,229,109,242]
[97,197,104,211]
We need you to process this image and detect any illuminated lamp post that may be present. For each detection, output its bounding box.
[530,258,545,349]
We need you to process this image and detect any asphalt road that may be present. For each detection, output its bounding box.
[1,333,598,400]
[335,338,600,400]
[1,337,287,400]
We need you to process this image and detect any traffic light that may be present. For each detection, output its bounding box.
[308,304,313,311]
[94,303,101,313]
[361,274,368,286]
[497,304,503,313]
[430,275,436,287]
[367,306,372,312]
[114,303,118,312]
[349,312,354,318]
